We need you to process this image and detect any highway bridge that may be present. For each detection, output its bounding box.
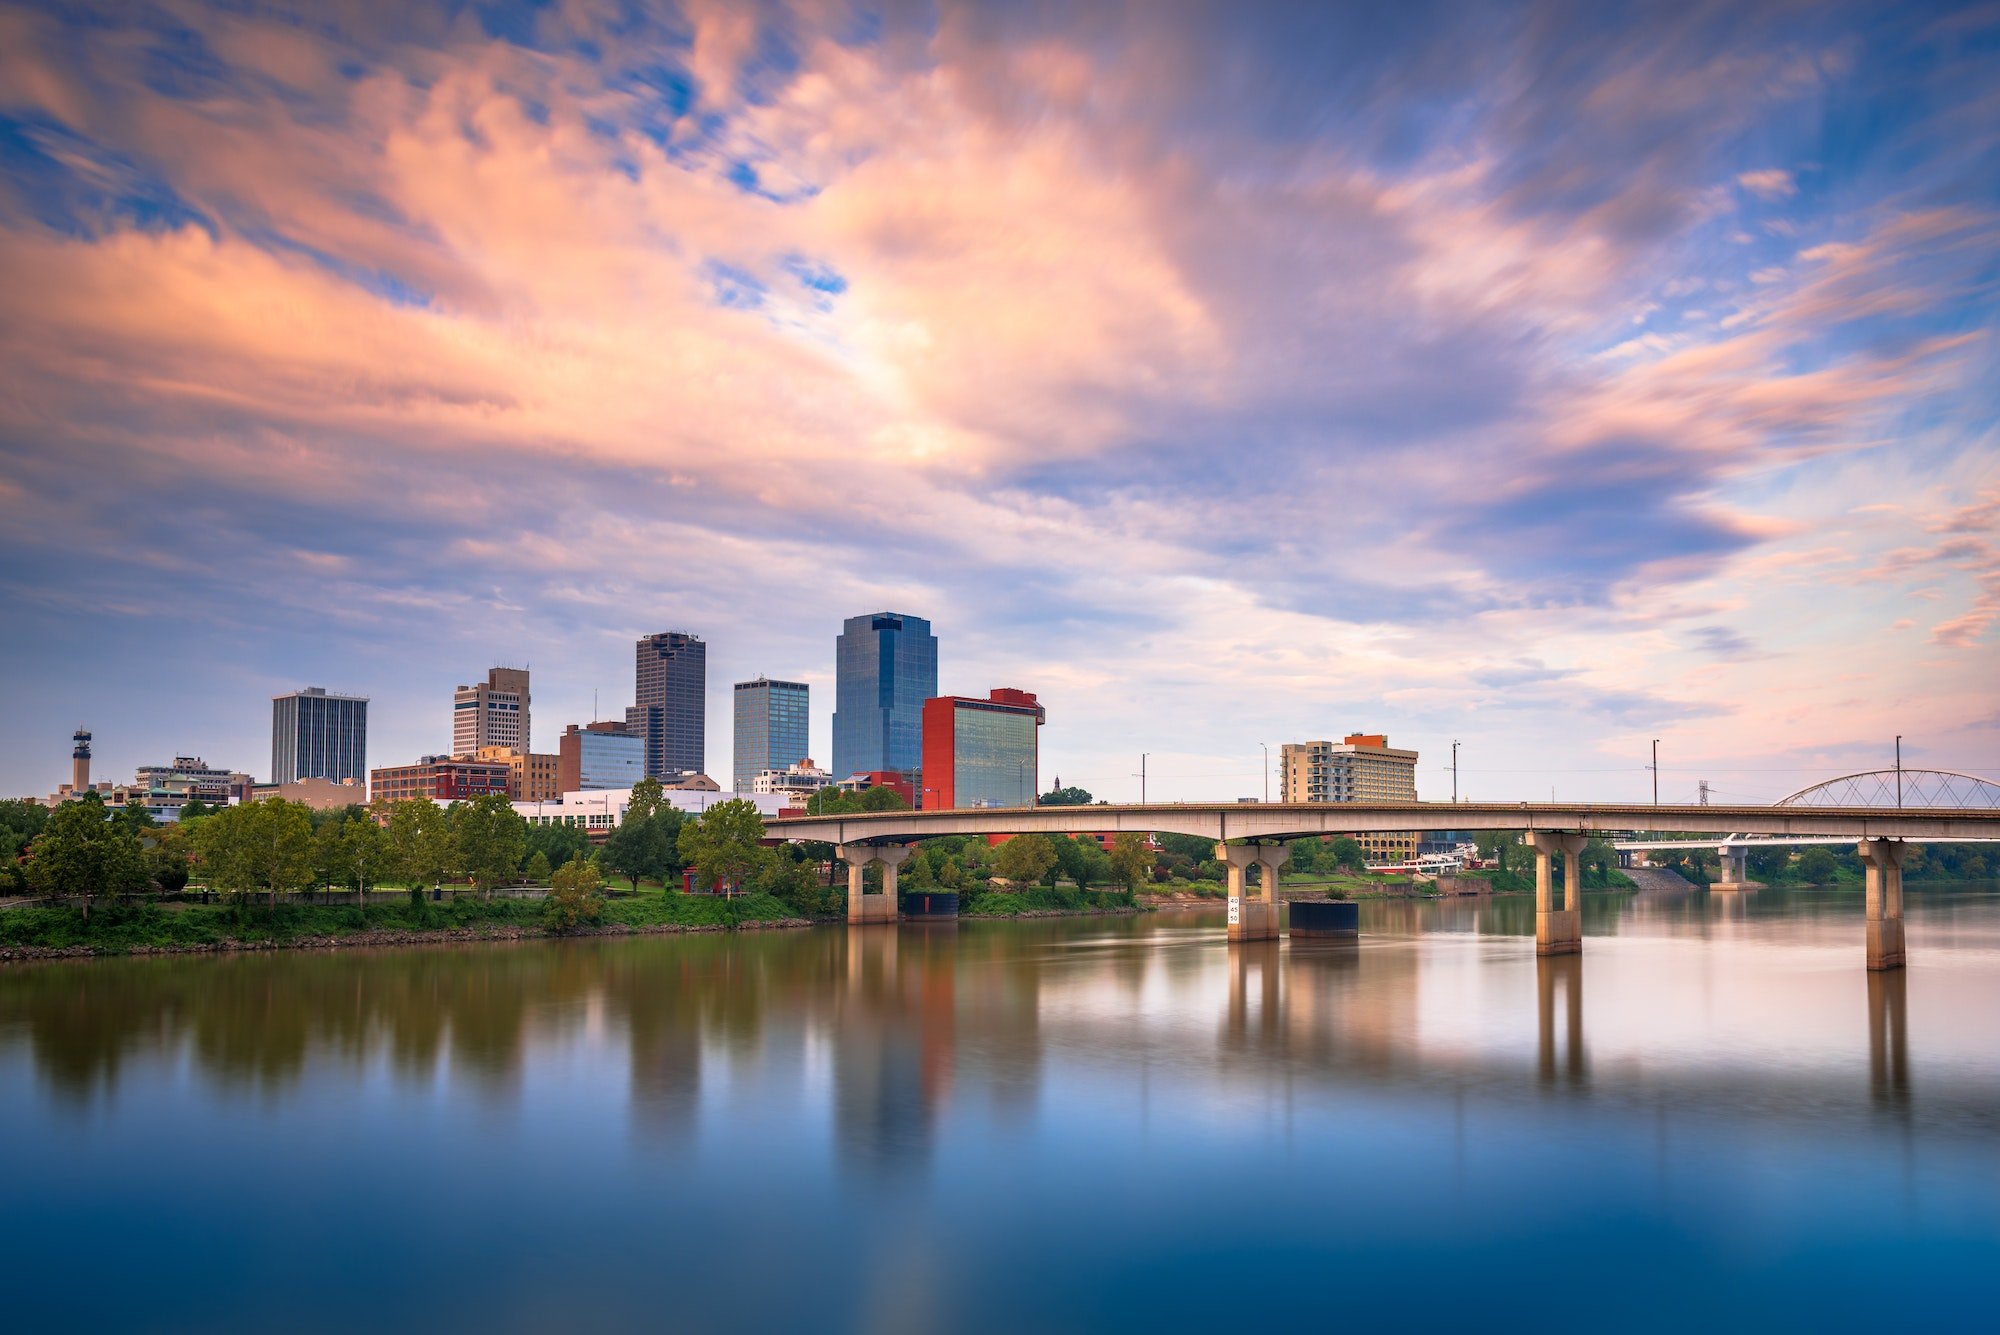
[768,769,2000,972]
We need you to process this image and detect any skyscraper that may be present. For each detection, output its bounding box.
[453,666,530,757]
[733,677,809,791]
[627,631,705,779]
[832,612,937,779]
[272,687,369,788]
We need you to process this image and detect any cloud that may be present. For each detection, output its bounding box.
[1737,168,1797,199]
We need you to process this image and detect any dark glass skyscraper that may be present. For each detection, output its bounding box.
[831,612,937,779]
[626,631,705,779]
[733,677,809,791]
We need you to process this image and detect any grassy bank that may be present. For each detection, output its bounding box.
[0,893,805,958]
[958,887,1143,917]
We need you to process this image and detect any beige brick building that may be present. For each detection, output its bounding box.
[1280,733,1421,862]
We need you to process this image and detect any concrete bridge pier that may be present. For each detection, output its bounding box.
[838,843,908,925]
[1218,842,1291,942]
[1527,832,1586,956]
[1716,846,1751,888]
[1858,838,1907,971]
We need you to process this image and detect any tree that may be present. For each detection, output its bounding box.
[1039,785,1093,807]
[146,823,193,893]
[116,802,157,834]
[384,799,454,896]
[177,797,212,824]
[627,775,667,822]
[543,856,604,934]
[453,793,528,898]
[331,816,388,903]
[1473,831,1517,872]
[677,799,768,894]
[1582,837,1619,885]
[603,802,685,892]
[1796,847,1839,884]
[525,820,590,872]
[994,833,1057,887]
[1053,835,1091,888]
[1108,834,1154,892]
[27,797,146,921]
[524,850,553,884]
[192,797,315,911]
[858,785,909,812]
[1330,837,1367,871]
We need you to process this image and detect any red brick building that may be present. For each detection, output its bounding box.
[369,755,510,805]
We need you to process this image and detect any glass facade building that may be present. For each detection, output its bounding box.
[733,677,809,791]
[832,612,937,780]
[271,687,368,789]
[628,632,705,779]
[919,689,1043,809]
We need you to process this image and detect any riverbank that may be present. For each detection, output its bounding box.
[958,888,1146,918]
[0,895,812,962]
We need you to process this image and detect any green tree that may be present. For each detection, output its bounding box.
[1108,833,1154,892]
[1330,836,1367,871]
[859,785,909,812]
[331,816,388,903]
[1796,847,1840,884]
[453,792,528,898]
[384,799,454,896]
[994,833,1057,887]
[543,856,605,934]
[193,797,315,911]
[27,797,146,920]
[146,823,193,893]
[1473,830,1517,872]
[524,849,553,884]
[116,802,157,834]
[1052,835,1090,888]
[177,797,212,824]
[627,775,667,821]
[525,820,590,872]
[1038,785,1094,807]
[603,802,685,892]
[677,799,768,893]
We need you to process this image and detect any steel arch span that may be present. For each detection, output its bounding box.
[1776,769,2000,810]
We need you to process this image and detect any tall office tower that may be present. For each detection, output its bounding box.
[831,611,937,780]
[271,687,369,787]
[732,677,809,791]
[627,631,706,779]
[453,666,530,757]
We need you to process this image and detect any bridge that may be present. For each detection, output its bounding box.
[767,770,2000,972]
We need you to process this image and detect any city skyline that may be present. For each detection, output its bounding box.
[0,2,1996,803]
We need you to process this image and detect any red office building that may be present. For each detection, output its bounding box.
[920,689,1044,810]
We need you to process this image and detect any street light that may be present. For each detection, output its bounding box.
[1261,742,1269,803]
[1651,738,1660,805]
[1896,735,1903,807]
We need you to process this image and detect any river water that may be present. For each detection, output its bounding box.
[3,884,1997,1333]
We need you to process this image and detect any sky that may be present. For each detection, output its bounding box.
[1,0,1996,805]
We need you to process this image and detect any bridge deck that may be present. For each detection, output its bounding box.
[768,801,2000,845]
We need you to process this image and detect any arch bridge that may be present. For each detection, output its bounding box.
[767,790,2000,971]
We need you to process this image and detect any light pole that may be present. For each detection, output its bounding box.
[1451,740,1459,803]
[1261,743,1269,804]
[1651,738,1660,805]
[1135,753,1148,805]
[1895,735,1903,806]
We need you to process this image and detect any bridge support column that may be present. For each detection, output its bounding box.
[875,844,911,909]
[1527,832,1586,956]
[1716,846,1751,889]
[1858,838,1906,971]
[1217,843,1279,942]
[836,844,897,925]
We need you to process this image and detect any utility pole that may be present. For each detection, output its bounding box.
[1135,753,1147,805]
[1261,742,1269,803]
[1698,779,1711,806]
[1895,735,1903,806]
[1651,738,1660,805]
[1451,740,1459,803]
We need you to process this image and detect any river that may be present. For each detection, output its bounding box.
[4,884,1997,1332]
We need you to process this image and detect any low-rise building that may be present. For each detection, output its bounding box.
[249,777,369,810]
[370,756,510,805]
[835,769,917,806]
[511,787,794,839]
[477,745,560,801]
[920,688,1044,809]
[752,760,835,801]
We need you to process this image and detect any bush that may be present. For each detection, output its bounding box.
[543,860,605,935]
